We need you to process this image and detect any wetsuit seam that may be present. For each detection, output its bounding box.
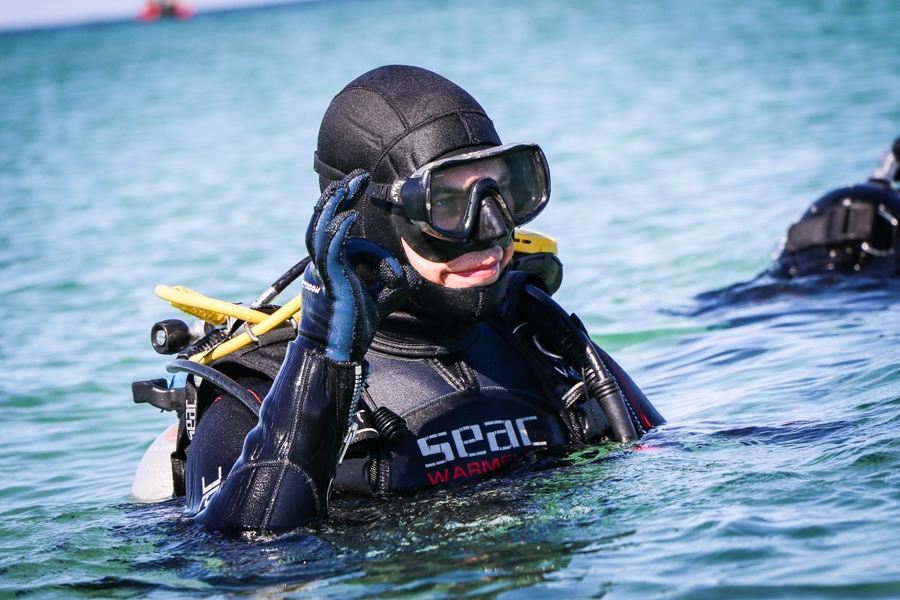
[225,460,323,523]
[428,358,467,392]
[366,349,432,362]
[370,109,491,179]
[343,84,410,129]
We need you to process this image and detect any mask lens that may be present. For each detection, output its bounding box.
[495,147,547,222]
[428,179,469,234]
[426,145,549,236]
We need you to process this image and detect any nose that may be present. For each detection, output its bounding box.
[478,196,509,242]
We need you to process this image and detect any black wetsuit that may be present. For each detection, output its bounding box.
[183,296,664,517]
[167,65,665,529]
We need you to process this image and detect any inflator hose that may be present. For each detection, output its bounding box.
[166,359,261,417]
[253,257,312,307]
[517,284,638,442]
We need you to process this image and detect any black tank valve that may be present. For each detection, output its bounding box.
[151,319,191,354]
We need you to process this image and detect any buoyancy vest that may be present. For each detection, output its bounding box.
[334,314,574,492]
[179,273,663,502]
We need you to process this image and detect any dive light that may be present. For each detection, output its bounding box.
[151,319,192,355]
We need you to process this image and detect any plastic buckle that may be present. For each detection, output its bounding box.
[132,379,186,412]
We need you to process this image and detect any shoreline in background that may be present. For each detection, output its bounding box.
[0,0,314,34]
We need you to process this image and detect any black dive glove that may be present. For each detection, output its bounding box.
[297,170,419,362]
[193,171,417,530]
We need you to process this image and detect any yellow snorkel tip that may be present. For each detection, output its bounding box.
[155,285,271,325]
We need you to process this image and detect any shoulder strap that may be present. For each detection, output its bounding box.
[786,202,875,252]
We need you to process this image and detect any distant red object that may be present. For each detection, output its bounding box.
[139,1,194,21]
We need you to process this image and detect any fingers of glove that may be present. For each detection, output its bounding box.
[305,170,370,261]
[343,169,370,202]
[343,238,414,300]
[377,256,405,288]
[374,263,420,318]
[344,238,403,281]
[306,179,342,257]
[320,212,358,304]
[308,185,349,261]
[321,214,360,362]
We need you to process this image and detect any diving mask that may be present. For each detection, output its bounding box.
[313,142,551,262]
[384,142,550,242]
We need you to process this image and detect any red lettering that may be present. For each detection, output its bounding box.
[481,458,501,473]
[467,462,482,477]
[453,466,467,480]
[427,469,449,485]
[501,454,514,465]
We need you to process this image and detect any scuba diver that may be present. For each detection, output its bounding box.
[133,66,664,530]
[769,135,900,279]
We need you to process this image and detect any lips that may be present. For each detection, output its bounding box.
[444,246,504,283]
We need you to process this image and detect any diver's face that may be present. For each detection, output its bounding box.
[401,158,515,287]
[402,238,514,288]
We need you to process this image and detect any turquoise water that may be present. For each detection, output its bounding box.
[2,0,900,596]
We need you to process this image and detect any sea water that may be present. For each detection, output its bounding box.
[2,0,900,597]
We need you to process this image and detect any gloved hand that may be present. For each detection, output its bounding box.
[193,171,418,530]
[297,170,419,362]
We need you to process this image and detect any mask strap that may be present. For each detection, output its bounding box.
[313,152,392,201]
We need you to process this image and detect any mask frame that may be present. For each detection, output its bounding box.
[384,142,551,242]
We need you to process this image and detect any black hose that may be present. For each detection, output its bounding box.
[165,359,261,417]
[271,256,311,295]
[254,257,312,307]
[518,284,638,442]
[583,343,638,441]
[178,327,229,360]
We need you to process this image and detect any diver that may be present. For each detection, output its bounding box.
[769,135,900,279]
[141,66,664,530]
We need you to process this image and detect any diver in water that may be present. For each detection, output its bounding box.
[154,66,663,530]
[770,136,900,279]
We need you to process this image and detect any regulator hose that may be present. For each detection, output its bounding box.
[517,284,638,442]
[252,256,311,307]
[165,359,261,417]
[178,327,230,360]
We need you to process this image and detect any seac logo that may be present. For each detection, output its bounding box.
[416,416,546,469]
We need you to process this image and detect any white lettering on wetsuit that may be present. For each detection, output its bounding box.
[185,392,197,441]
[302,280,321,294]
[417,416,547,471]
[199,466,223,511]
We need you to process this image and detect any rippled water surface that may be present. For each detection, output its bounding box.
[3,0,900,597]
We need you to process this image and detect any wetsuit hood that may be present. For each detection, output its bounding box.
[315,65,507,322]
